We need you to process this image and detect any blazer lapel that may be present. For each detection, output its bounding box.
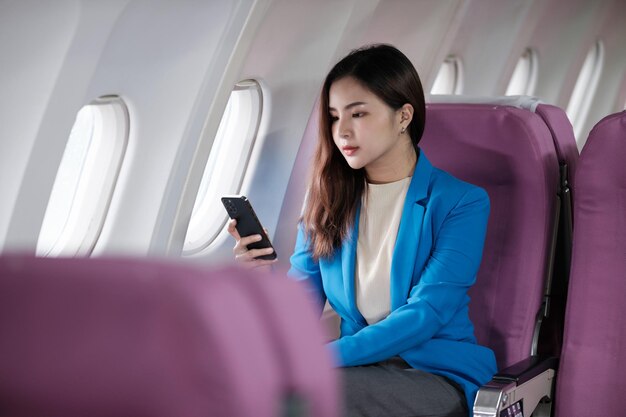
[341,203,367,325]
[390,151,433,310]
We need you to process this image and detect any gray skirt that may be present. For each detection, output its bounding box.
[340,357,468,417]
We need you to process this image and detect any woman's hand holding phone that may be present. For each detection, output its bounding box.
[227,219,277,268]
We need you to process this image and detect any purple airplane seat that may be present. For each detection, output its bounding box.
[554,110,626,416]
[429,95,580,357]
[421,101,561,416]
[532,102,578,358]
[428,95,578,180]
[0,255,338,417]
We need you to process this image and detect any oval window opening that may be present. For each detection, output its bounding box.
[183,80,263,255]
[567,41,605,146]
[506,48,538,96]
[431,56,464,95]
[37,96,129,257]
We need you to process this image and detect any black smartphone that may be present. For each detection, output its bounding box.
[221,195,277,260]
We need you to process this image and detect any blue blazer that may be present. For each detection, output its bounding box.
[288,151,497,412]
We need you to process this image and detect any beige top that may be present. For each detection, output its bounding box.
[355,177,411,325]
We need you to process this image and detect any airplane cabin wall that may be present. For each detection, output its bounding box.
[0,0,624,262]
[355,0,467,91]
[0,0,263,255]
[581,0,626,141]
[528,0,606,108]
[98,0,266,257]
[0,0,119,252]
[446,0,538,96]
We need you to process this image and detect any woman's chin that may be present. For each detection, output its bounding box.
[344,158,366,170]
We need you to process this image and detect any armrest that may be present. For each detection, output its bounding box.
[473,356,558,417]
[493,355,559,384]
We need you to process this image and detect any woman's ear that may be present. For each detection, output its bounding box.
[399,103,414,130]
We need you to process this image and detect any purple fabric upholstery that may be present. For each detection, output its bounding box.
[429,97,579,178]
[555,111,626,416]
[532,104,578,358]
[421,103,560,369]
[535,103,579,189]
[0,255,338,417]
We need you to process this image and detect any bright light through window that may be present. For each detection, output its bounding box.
[431,56,464,95]
[506,48,538,96]
[37,97,129,257]
[183,80,263,255]
[567,41,605,146]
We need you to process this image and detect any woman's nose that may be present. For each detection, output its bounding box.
[336,118,351,138]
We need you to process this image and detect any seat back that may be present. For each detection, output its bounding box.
[429,96,578,191]
[555,111,626,416]
[0,255,338,417]
[532,103,578,357]
[421,103,560,369]
[533,103,578,181]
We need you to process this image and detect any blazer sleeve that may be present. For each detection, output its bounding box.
[287,223,327,316]
[327,187,490,366]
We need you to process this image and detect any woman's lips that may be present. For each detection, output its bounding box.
[342,146,359,156]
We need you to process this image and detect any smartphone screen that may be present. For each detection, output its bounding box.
[221,195,277,260]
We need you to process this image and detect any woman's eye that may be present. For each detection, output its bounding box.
[353,112,365,118]
[330,115,339,123]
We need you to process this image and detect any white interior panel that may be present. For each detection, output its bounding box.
[529,0,607,107]
[0,0,80,251]
[0,1,131,252]
[577,0,626,144]
[448,0,536,96]
[357,0,466,89]
[89,0,253,256]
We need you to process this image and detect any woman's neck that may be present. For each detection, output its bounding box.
[365,141,417,184]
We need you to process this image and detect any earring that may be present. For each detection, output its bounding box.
[401,126,406,134]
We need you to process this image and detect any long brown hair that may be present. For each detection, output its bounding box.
[302,44,426,260]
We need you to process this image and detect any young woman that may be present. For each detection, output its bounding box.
[228,44,496,417]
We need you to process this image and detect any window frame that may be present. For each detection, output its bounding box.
[37,96,130,257]
[566,41,605,142]
[183,79,264,256]
[506,48,538,96]
[431,55,464,95]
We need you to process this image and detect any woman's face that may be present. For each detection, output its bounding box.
[328,76,413,181]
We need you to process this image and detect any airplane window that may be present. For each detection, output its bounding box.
[567,41,605,144]
[506,48,538,96]
[37,97,129,257]
[183,80,262,255]
[431,56,464,95]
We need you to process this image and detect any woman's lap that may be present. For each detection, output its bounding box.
[340,358,468,417]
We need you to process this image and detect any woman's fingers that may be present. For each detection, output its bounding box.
[235,246,275,261]
[227,219,241,240]
[237,257,278,270]
[253,259,278,269]
[238,234,263,248]
[233,234,262,255]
